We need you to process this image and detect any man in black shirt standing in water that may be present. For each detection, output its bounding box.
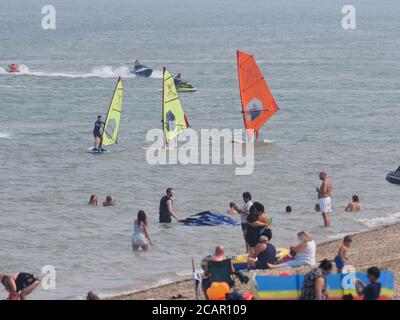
[159,188,181,223]
[93,115,106,152]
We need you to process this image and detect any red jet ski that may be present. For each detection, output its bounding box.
[6,64,20,73]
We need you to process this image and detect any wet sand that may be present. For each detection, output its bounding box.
[107,223,400,300]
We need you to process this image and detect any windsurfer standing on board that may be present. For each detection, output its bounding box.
[316,171,333,227]
[92,115,106,152]
[159,188,181,223]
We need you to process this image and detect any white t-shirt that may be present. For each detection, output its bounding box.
[295,240,316,265]
[240,200,253,224]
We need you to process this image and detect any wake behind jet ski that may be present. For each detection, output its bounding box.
[174,73,196,92]
[386,166,400,185]
[6,64,20,73]
[130,59,153,78]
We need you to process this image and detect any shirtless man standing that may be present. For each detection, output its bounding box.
[316,171,333,227]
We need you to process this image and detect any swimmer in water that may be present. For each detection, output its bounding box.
[88,195,98,206]
[103,195,116,207]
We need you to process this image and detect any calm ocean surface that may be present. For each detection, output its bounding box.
[1,0,400,299]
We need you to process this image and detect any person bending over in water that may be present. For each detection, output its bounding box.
[334,236,353,273]
[345,195,362,212]
[0,272,40,300]
[92,115,106,152]
[159,188,181,223]
[316,171,333,227]
[88,195,98,206]
[132,210,153,251]
[103,195,116,207]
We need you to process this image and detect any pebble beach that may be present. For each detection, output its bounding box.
[107,223,400,300]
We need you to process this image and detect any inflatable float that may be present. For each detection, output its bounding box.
[181,211,238,226]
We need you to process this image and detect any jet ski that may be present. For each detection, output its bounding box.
[386,167,400,184]
[181,211,238,226]
[6,64,20,73]
[176,81,197,92]
[130,64,153,78]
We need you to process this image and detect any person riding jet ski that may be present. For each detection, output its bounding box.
[174,73,183,87]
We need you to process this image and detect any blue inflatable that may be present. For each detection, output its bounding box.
[181,211,239,226]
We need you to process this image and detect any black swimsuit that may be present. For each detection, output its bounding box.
[93,120,103,138]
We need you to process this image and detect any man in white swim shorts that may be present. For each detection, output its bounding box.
[316,171,333,227]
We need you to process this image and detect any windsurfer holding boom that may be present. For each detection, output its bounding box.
[92,115,106,152]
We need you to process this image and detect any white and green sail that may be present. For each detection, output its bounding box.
[162,68,189,143]
[101,77,123,146]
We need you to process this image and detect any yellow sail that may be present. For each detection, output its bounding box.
[101,77,123,147]
[162,68,189,142]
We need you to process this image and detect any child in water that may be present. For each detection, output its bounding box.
[334,236,353,273]
[285,206,292,214]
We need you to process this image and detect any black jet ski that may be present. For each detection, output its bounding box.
[386,167,400,184]
[130,64,153,77]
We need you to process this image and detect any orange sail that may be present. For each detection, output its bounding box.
[237,50,278,139]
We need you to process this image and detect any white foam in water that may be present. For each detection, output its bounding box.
[0,65,136,79]
[150,69,163,79]
[0,65,165,79]
[357,212,400,228]
[0,133,11,139]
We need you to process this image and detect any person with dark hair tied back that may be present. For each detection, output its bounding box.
[345,195,363,212]
[300,259,333,300]
[131,210,153,251]
[88,195,98,206]
[246,202,272,255]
